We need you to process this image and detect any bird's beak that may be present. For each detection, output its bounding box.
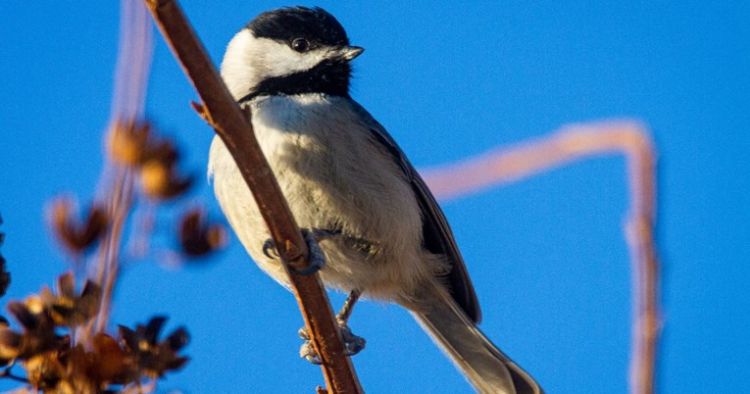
[333,45,365,62]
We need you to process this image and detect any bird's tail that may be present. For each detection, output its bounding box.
[411,281,543,394]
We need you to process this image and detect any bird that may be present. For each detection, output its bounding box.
[208,6,542,393]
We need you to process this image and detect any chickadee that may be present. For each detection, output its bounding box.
[208,6,541,394]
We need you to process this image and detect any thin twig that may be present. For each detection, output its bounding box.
[94,167,135,333]
[82,0,153,343]
[421,120,660,394]
[109,0,154,123]
[141,1,362,392]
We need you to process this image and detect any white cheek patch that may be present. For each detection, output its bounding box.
[221,30,258,99]
[253,38,329,78]
[220,30,331,99]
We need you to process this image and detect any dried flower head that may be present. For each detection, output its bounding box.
[139,159,194,200]
[0,273,101,365]
[50,198,109,255]
[20,333,134,391]
[24,349,68,391]
[0,315,12,368]
[0,274,189,391]
[40,273,101,327]
[89,332,132,384]
[107,120,194,200]
[118,316,189,379]
[141,138,179,168]
[0,300,68,361]
[108,120,152,166]
[178,208,227,258]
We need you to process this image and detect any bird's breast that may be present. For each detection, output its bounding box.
[208,93,427,297]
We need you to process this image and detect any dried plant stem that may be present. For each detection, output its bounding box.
[142,1,362,392]
[126,201,156,258]
[110,0,153,123]
[421,120,659,394]
[95,167,136,333]
[82,0,152,342]
[75,165,136,344]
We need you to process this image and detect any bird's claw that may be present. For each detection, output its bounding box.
[298,322,366,365]
[338,322,366,356]
[262,229,326,275]
[299,340,323,364]
[262,239,279,260]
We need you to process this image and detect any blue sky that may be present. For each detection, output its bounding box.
[1,1,748,393]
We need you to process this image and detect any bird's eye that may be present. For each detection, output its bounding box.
[291,37,310,52]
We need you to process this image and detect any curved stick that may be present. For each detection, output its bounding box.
[422,121,660,394]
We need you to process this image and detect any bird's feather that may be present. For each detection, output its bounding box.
[350,100,482,323]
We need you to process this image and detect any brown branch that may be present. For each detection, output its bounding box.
[421,120,660,394]
[142,1,362,392]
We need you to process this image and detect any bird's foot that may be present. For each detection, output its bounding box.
[298,322,366,365]
[298,329,322,364]
[337,322,367,356]
[262,228,329,275]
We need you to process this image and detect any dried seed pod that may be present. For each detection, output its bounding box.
[38,274,102,327]
[3,299,67,360]
[118,316,190,378]
[164,327,189,352]
[142,139,180,168]
[143,315,167,344]
[139,160,194,200]
[7,301,42,331]
[57,272,75,298]
[107,120,152,166]
[24,351,66,390]
[50,198,109,255]
[178,208,227,257]
[109,120,195,200]
[91,333,132,383]
[0,326,21,360]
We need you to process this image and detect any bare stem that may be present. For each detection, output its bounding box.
[82,0,152,343]
[95,166,135,333]
[421,120,660,394]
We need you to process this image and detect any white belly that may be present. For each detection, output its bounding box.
[208,94,445,304]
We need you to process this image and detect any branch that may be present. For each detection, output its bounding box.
[84,0,152,341]
[421,120,660,394]
[141,1,362,392]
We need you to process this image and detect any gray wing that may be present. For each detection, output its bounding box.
[350,100,481,323]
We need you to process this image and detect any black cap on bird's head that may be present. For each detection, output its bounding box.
[249,6,350,48]
[221,7,364,103]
